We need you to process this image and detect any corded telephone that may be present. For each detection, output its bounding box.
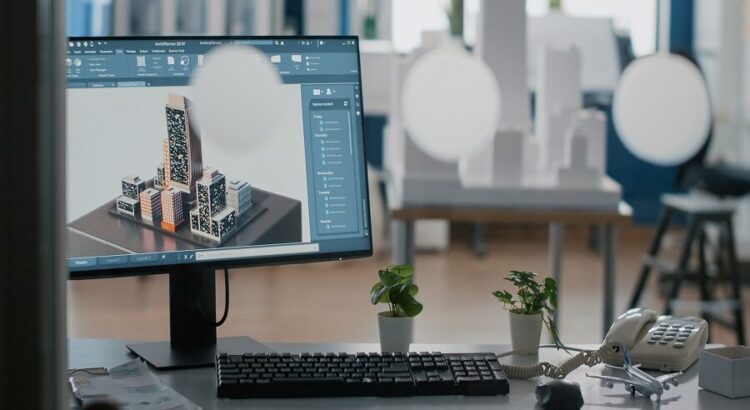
[600,308,708,372]
[498,307,708,379]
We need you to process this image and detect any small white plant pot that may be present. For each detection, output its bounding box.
[509,312,543,354]
[378,312,414,352]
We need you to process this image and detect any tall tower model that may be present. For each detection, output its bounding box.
[160,187,185,232]
[190,168,236,241]
[164,94,202,198]
[139,188,162,222]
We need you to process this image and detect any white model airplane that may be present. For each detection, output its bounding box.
[586,348,682,401]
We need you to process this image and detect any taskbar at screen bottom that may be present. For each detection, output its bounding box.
[67,242,320,271]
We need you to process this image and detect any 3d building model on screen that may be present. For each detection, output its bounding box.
[69,93,303,252]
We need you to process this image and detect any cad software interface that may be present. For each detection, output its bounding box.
[66,37,370,272]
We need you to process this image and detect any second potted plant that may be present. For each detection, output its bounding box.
[492,270,565,355]
[370,264,423,352]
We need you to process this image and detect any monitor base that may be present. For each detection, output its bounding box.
[126,336,274,370]
[125,267,274,370]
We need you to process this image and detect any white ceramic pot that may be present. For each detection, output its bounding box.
[378,312,414,352]
[509,312,543,354]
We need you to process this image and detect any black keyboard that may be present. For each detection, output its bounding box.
[216,351,509,398]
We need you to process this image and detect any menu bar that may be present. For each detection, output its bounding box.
[66,38,360,88]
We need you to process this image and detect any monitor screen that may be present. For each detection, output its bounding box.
[65,36,371,277]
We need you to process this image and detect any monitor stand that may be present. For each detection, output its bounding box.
[126,266,274,369]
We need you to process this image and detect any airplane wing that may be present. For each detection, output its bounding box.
[604,363,641,370]
[585,373,633,385]
[656,372,683,383]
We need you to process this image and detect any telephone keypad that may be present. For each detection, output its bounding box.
[648,321,698,349]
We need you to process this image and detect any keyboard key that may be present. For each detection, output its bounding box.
[384,363,408,373]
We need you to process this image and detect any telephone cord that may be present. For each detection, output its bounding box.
[497,342,617,380]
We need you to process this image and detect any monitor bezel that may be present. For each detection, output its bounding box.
[66,35,373,280]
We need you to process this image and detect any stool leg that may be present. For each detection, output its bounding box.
[665,217,699,315]
[698,229,711,320]
[629,208,672,308]
[722,218,746,346]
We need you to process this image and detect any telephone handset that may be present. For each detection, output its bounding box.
[601,308,708,372]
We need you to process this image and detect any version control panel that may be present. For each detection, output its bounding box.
[301,84,368,240]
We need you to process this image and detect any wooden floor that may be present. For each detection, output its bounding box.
[68,225,749,346]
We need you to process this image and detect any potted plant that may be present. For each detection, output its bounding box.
[370,264,423,352]
[492,270,565,354]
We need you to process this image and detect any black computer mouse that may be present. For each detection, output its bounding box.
[535,379,584,410]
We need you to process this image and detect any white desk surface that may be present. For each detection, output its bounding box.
[69,339,750,409]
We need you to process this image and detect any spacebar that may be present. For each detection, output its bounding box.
[273,377,345,383]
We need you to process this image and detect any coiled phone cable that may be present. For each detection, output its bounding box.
[497,342,620,379]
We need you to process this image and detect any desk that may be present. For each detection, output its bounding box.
[70,339,748,409]
[390,202,632,336]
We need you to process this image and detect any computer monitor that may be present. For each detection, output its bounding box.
[65,36,372,368]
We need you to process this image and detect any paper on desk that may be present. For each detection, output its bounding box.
[70,359,201,410]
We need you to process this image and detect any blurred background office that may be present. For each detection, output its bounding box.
[64,0,750,346]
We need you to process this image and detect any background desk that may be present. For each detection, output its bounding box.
[390,202,633,336]
[70,339,748,409]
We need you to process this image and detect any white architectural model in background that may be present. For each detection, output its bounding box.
[384,0,617,211]
[461,0,529,187]
[536,46,582,174]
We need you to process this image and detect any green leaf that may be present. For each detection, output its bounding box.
[492,290,514,304]
[401,297,423,317]
[388,284,405,305]
[391,264,414,278]
[407,284,419,296]
[371,285,387,305]
[378,269,400,287]
[370,283,384,303]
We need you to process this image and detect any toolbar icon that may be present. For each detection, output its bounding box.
[136,55,146,67]
[167,56,175,65]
